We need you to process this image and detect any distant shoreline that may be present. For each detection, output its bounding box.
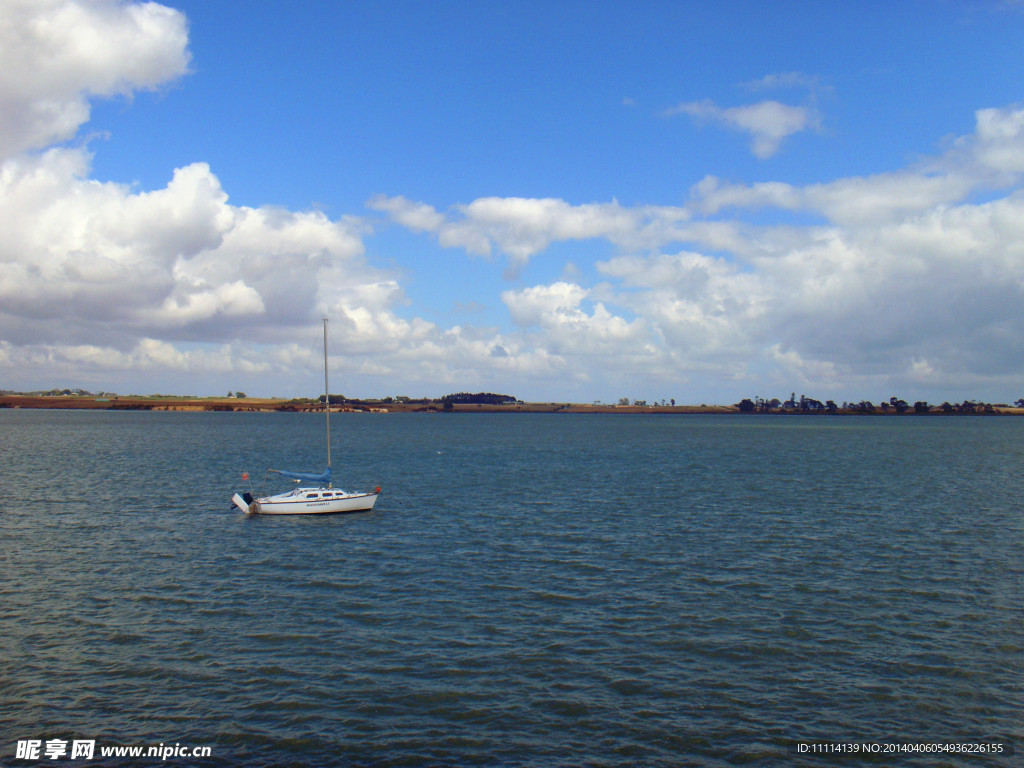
[2,394,1022,416]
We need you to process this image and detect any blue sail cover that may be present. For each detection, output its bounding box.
[270,467,331,485]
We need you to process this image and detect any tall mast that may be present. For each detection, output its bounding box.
[323,317,331,484]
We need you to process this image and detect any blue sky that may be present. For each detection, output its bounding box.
[4,0,1024,403]
[88,1,1023,204]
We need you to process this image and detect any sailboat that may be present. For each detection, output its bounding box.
[231,318,380,515]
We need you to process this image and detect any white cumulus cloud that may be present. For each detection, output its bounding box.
[0,0,190,160]
[667,99,821,159]
[371,194,692,272]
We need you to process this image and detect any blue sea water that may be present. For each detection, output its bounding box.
[1,409,1022,767]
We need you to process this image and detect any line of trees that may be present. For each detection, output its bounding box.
[737,394,1017,414]
[441,392,518,405]
[10,388,118,397]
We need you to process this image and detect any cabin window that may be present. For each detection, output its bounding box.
[305,493,319,499]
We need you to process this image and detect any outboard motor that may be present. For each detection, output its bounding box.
[231,492,255,513]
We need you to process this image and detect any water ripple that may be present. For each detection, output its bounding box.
[1,411,1022,766]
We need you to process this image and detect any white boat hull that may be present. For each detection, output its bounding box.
[233,488,378,515]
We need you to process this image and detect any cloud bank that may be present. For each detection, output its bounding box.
[376,105,1024,401]
[0,0,432,394]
